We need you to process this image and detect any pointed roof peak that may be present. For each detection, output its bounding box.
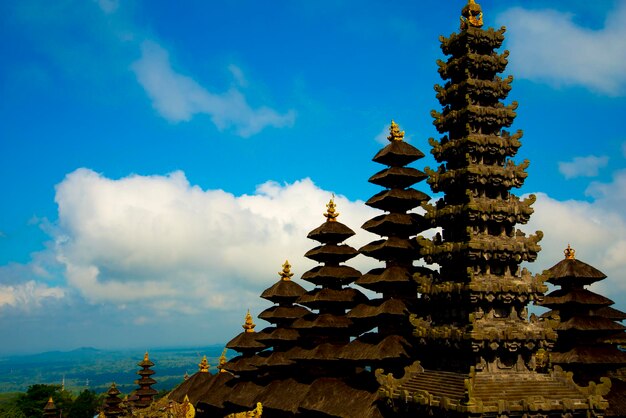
[279,260,294,281]
[243,309,256,333]
[143,351,150,361]
[199,355,210,372]
[461,0,483,30]
[218,348,227,373]
[564,243,576,260]
[387,120,405,142]
[324,195,339,222]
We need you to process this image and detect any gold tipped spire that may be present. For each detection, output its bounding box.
[564,244,576,260]
[461,0,483,30]
[218,348,227,373]
[278,260,294,281]
[143,351,150,362]
[243,309,256,333]
[324,195,339,222]
[198,355,210,372]
[387,120,405,142]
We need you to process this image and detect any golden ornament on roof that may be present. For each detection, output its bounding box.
[387,120,405,142]
[143,351,150,362]
[218,348,227,373]
[564,244,576,260]
[243,309,256,333]
[324,195,339,222]
[278,260,294,281]
[461,0,483,30]
[198,355,210,372]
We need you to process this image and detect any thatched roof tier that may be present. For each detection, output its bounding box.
[258,305,310,324]
[362,213,428,237]
[226,331,267,352]
[372,140,425,167]
[547,258,606,286]
[606,378,626,417]
[304,244,358,264]
[542,288,614,309]
[195,372,235,411]
[296,287,367,310]
[285,343,341,362]
[298,378,383,418]
[592,306,626,320]
[306,220,355,244]
[300,265,361,286]
[253,379,310,416]
[355,266,414,291]
[359,237,415,261]
[556,316,626,332]
[347,298,409,320]
[221,355,258,374]
[260,280,307,304]
[368,166,428,189]
[168,371,214,404]
[551,345,626,365]
[291,313,353,330]
[222,380,265,411]
[255,351,295,368]
[602,332,626,344]
[365,188,430,212]
[339,333,412,362]
[255,327,301,344]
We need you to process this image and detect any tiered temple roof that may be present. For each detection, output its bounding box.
[378,1,607,416]
[43,396,58,418]
[541,245,626,416]
[132,351,157,409]
[102,383,124,417]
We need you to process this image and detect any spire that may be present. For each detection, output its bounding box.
[243,309,256,333]
[387,120,405,142]
[199,355,210,372]
[460,0,483,30]
[564,243,576,259]
[278,260,294,281]
[218,348,227,373]
[43,396,58,418]
[324,195,339,222]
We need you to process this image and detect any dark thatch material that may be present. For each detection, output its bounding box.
[298,378,383,418]
[168,371,215,404]
[550,346,626,365]
[226,331,267,352]
[297,287,367,310]
[368,166,428,189]
[301,265,361,286]
[365,188,429,212]
[556,316,626,332]
[547,258,606,286]
[256,378,311,415]
[355,266,414,291]
[291,313,353,330]
[307,221,355,244]
[542,287,613,308]
[372,140,425,167]
[359,237,415,261]
[223,380,265,410]
[256,327,301,344]
[304,244,358,264]
[347,298,409,320]
[260,280,307,304]
[602,332,626,344]
[362,213,427,237]
[592,306,626,320]
[339,333,412,362]
[286,343,341,361]
[605,378,626,417]
[256,351,295,368]
[194,372,235,410]
[221,355,258,374]
[258,305,310,324]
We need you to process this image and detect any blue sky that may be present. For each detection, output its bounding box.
[1,0,626,355]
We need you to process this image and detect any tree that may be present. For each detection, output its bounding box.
[67,389,98,418]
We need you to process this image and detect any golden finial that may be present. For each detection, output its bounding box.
[198,355,210,372]
[218,349,227,373]
[461,0,483,30]
[243,309,256,333]
[387,120,405,142]
[564,244,576,260]
[278,260,294,281]
[144,351,149,361]
[324,195,339,222]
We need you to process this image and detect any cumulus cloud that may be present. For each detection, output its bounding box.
[499,3,626,95]
[0,281,64,310]
[557,155,608,179]
[52,168,379,315]
[131,41,296,137]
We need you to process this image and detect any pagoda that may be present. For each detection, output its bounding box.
[43,396,59,418]
[377,1,609,416]
[340,120,431,374]
[102,383,124,417]
[133,351,158,408]
[169,355,216,406]
[542,245,626,416]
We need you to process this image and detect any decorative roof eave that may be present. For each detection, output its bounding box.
[434,76,513,106]
[368,166,428,189]
[423,193,535,225]
[439,25,506,55]
[296,287,368,309]
[365,188,430,212]
[436,50,509,81]
[426,159,529,192]
[429,130,523,162]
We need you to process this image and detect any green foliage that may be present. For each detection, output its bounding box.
[67,389,98,418]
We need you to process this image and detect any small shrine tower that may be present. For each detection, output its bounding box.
[133,351,157,408]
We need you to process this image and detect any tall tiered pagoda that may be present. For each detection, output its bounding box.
[43,396,59,418]
[102,383,124,417]
[378,1,609,416]
[542,245,626,416]
[133,351,157,409]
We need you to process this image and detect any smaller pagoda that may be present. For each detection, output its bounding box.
[169,354,215,406]
[102,383,124,417]
[133,351,158,408]
[43,396,59,418]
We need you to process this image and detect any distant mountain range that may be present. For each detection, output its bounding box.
[0,345,226,394]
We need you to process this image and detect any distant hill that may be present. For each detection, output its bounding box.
[0,345,226,394]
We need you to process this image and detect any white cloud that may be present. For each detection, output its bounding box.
[374,125,390,145]
[52,168,379,314]
[557,155,608,179]
[0,281,64,310]
[131,41,296,137]
[499,3,626,95]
